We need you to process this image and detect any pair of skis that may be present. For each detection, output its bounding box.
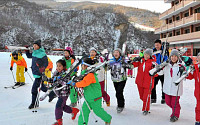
[4,83,26,89]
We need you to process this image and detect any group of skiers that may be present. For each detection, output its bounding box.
[9,39,200,125]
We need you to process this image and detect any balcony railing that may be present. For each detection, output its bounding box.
[161,31,200,43]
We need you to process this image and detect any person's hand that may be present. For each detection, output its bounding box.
[10,67,13,71]
[49,68,52,71]
[25,67,28,72]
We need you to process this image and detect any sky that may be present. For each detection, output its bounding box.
[55,0,171,13]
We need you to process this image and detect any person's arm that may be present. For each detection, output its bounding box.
[76,73,96,88]
[25,51,32,58]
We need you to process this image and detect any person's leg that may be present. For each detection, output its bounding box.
[62,96,73,113]
[165,94,172,108]
[19,66,25,83]
[151,76,159,101]
[16,65,20,83]
[92,99,112,123]
[114,81,126,108]
[171,96,181,118]
[196,100,200,122]
[55,97,65,120]
[100,81,110,103]
[78,101,90,125]
[31,78,41,105]
[70,87,78,104]
[142,88,151,111]
[160,75,165,100]
[137,85,144,101]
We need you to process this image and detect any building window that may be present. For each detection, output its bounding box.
[195,7,200,13]
[184,12,189,17]
[195,26,200,31]
[176,16,180,21]
[169,19,173,24]
[175,0,179,5]
[185,29,190,34]
[163,34,166,38]
[176,31,180,35]
[169,32,173,37]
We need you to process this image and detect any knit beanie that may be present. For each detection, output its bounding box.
[143,48,153,56]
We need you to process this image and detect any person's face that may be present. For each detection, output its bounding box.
[33,44,40,50]
[90,50,97,59]
[144,53,150,60]
[171,55,178,63]
[155,43,162,51]
[113,51,120,59]
[64,51,70,57]
[81,64,87,70]
[56,63,64,72]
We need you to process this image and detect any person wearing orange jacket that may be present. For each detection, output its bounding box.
[44,57,53,85]
[10,50,27,86]
[132,48,158,115]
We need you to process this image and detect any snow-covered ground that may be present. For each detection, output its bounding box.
[0,52,196,125]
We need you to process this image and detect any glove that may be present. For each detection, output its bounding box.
[53,76,61,82]
[179,65,185,76]
[74,68,78,72]
[133,57,141,62]
[39,67,45,73]
[25,67,28,72]
[42,75,48,81]
[10,67,13,71]
[49,68,52,71]
[66,80,75,86]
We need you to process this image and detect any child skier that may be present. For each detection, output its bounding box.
[158,49,185,122]
[108,48,128,113]
[89,47,110,106]
[132,48,157,115]
[67,57,112,125]
[187,53,200,125]
[48,59,79,125]
[10,50,27,86]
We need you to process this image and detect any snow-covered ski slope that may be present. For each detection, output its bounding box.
[0,52,196,125]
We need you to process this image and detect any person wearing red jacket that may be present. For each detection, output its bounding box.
[132,48,157,115]
[187,53,200,125]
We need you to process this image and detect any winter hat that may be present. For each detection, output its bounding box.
[197,52,200,57]
[65,47,74,55]
[82,57,96,66]
[143,48,153,56]
[56,59,66,68]
[89,47,97,53]
[33,40,41,48]
[113,48,122,55]
[170,49,179,58]
[12,50,18,56]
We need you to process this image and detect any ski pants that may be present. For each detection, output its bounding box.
[31,77,48,105]
[127,69,133,76]
[44,69,51,84]
[113,80,126,108]
[16,65,25,83]
[137,86,151,111]
[55,96,72,120]
[196,99,200,122]
[165,94,181,118]
[151,75,165,100]
[70,86,78,104]
[100,81,110,103]
[78,99,112,125]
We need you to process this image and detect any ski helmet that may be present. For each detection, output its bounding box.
[65,47,73,56]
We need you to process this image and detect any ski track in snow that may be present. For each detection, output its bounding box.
[0,52,196,125]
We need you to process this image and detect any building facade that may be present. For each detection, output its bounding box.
[155,0,200,56]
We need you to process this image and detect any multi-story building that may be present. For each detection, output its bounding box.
[155,0,200,56]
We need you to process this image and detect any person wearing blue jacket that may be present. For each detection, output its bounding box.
[26,40,50,109]
[151,39,168,104]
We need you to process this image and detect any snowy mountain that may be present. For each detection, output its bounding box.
[0,0,159,54]
[0,52,196,125]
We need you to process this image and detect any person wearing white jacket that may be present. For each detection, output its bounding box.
[162,49,186,122]
[89,47,110,106]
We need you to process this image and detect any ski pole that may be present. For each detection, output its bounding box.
[11,70,16,83]
[26,71,33,82]
[144,76,153,112]
[105,65,108,104]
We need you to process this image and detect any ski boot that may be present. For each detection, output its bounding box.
[14,82,20,86]
[151,99,156,104]
[143,111,150,116]
[52,119,62,125]
[105,122,111,125]
[195,121,200,125]
[170,116,178,122]
[71,108,79,120]
[117,107,124,113]
[20,82,25,86]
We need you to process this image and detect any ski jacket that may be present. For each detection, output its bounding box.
[92,56,105,82]
[109,57,127,82]
[46,57,53,70]
[52,70,70,97]
[163,62,185,96]
[62,56,79,75]
[11,53,27,68]
[132,57,157,89]
[76,70,102,103]
[26,48,48,78]
[187,64,200,99]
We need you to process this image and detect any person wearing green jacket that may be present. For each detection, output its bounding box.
[67,57,112,125]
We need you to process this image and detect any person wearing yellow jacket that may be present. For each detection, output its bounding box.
[44,57,53,85]
[10,50,27,86]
